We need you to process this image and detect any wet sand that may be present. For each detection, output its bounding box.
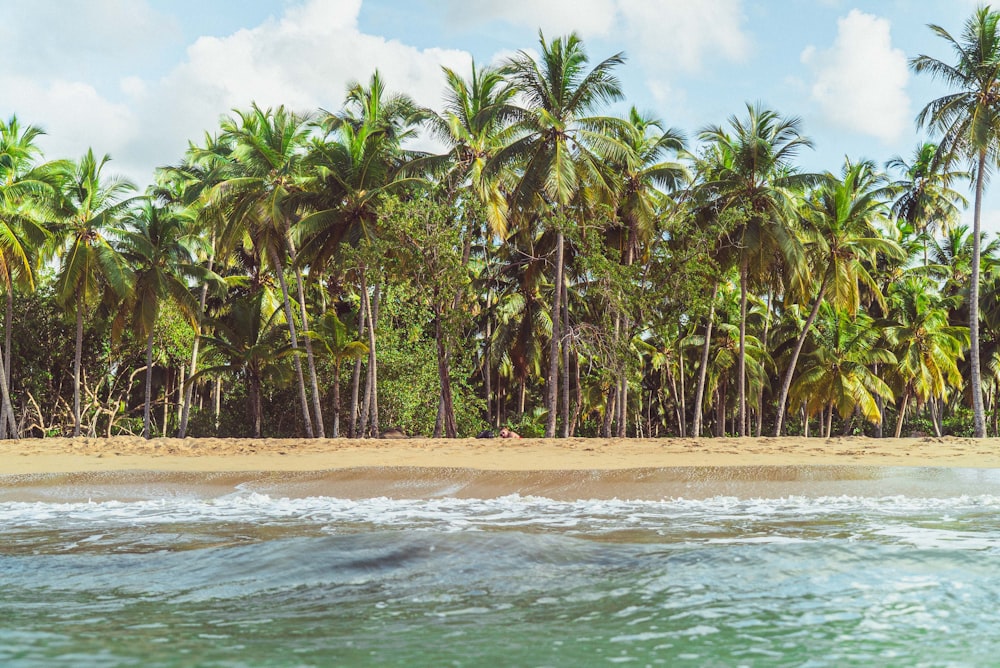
[0,436,998,501]
[0,435,996,474]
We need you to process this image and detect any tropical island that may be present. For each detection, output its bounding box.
[1,9,999,447]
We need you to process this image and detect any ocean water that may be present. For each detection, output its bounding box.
[2,467,1000,667]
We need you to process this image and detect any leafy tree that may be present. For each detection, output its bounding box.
[885,275,969,437]
[698,102,813,436]
[912,6,1000,436]
[497,31,626,437]
[118,201,222,438]
[774,158,902,434]
[0,116,64,436]
[789,305,895,436]
[306,311,367,438]
[52,150,136,437]
[886,142,968,264]
[215,103,319,437]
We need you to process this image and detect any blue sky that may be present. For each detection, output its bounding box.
[1,0,996,231]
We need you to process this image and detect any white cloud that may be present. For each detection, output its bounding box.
[446,0,618,38]
[0,76,140,173]
[0,0,475,186]
[801,9,910,143]
[141,0,471,172]
[617,0,750,74]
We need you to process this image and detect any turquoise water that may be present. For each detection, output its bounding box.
[2,468,1000,666]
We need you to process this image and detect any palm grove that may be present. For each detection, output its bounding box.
[3,11,1000,440]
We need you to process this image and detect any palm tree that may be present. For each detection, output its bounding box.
[773,158,903,435]
[215,103,320,437]
[885,275,969,437]
[423,61,518,236]
[0,115,64,437]
[297,72,424,438]
[699,102,813,436]
[52,149,136,437]
[603,107,688,436]
[886,142,968,264]
[912,6,1000,437]
[789,305,895,437]
[155,134,233,438]
[118,201,222,438]
[307,311,368,438]
[196,292,294,438]
[496,31,627,437]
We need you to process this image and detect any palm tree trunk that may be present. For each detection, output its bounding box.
[561,280,571,438]
[359,280,380,437]
[162,368,170,436]
[484,317,493,426]
[73,300,84,438]
[268,247,313,438]
[0,339,18,439]
[678,340,687,437]
[738,258,748,437]
[756,287,773,437]
[894,390,911,438]
[617,376,627,438]
[545,230,564,438]
[570,352,582,436]
[692,281,719,438]
[774,274,830,436]
[875,363,883,438]
[370,284,381,436]
[289,232,324,436]
[349,272,368,438]
[332,360,342,438]
[602,387,615,438]
[179,288,209,438]
[177,363,185,430]
[295,265,325,437]
[214,378,222,431]
[930,398,942,437]
[971,150,987,438]
[434,305,457,438]
[825,402,834,438]
[2,288,11,439]
[250,371,262,438]
[143,329,155,439]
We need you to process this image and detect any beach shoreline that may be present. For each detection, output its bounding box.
[0,435,997,476]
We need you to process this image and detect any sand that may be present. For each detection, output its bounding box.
[0,435,997,476]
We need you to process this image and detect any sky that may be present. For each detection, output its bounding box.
[1,0,997,232]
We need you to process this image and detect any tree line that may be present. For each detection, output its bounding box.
[2,9,1000,440]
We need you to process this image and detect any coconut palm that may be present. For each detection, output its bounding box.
[607,107,688,264]
[698,102,814,436]
[0,115,64,437]
[306,311,368,438]
[51,149,137,437]
[789,304,895,436]
[118,201,222,438]
[884,275,969,437]
[195,293,294,438]
[496,31,627,437]
[215,103,320,437]
[912,6,1000,436]
[155,134,234,438]
[886,142,968,264]
[297,72,425,438]
[423,61,518,236]
[773,158,903,435]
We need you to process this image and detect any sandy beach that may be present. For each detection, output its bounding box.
[0,435,998,476]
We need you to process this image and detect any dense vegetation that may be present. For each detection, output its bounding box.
[5,10,1000,440]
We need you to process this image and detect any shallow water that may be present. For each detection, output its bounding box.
[2,467,1000,666]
